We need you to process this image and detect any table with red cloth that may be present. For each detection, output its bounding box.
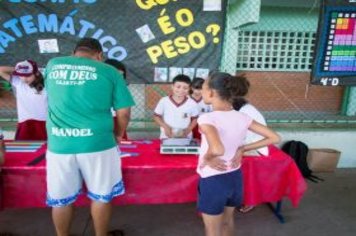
[0,140,306,214]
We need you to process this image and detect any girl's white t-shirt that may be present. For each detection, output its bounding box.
[197,110,252,178]
[11,76,48,122]
[240,104,269,156]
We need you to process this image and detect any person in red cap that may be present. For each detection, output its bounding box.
[0,60,47,141]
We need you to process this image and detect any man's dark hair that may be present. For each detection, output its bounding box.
[172,74,191,85]
[74,38,103,54]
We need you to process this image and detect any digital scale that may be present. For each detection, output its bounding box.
[160,138,200,154]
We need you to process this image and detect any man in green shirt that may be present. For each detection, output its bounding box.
[45,38,135,236]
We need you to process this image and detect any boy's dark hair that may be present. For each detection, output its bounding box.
[74,38,103,54]
[105,59,127,79]
[172,74,191,85]
[190,77,204,95]
[207,72,250,103]
[191,77,204,89]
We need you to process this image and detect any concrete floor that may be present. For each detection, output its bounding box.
[0,169,355,236]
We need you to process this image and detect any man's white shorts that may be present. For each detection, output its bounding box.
[46,146,124,207]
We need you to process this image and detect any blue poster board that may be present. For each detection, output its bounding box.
[311,0,356,86]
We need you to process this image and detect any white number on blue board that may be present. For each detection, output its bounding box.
[320,77,339,86]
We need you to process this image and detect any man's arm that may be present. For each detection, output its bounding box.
[115,107,131,141]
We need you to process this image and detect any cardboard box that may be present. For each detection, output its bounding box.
[307,148,341,172]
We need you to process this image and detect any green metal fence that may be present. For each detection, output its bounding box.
[220,0,356,124]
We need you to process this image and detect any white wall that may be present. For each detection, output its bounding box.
[277,129,356,168]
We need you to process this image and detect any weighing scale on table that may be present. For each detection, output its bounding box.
[160,138,200,154]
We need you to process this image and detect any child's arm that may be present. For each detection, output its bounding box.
[115,107,131,141]
[183,102,200,137]
[183,118,198,137]
[200,124,228,171]
[153,98,173,138]
[0,66,14,81]
[230,121,280,168]
[153,115,173,138]
[242,120,280,152]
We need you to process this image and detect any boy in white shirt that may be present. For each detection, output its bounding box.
[190,77,212,140]
[190,77,212,114]
[154,75,199,139]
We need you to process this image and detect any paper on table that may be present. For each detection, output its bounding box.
[162,138,192,146]
[120,152,139,158]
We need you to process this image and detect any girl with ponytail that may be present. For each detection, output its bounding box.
[196,71,280,236]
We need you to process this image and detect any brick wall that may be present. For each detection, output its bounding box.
[145,72,344,114]
[242,72,344,112]
[0,91,16,110]
[1,72,344,120]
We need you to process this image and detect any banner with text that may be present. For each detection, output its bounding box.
[0,0,226,83]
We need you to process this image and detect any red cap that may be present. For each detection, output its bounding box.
[13,60,38,77]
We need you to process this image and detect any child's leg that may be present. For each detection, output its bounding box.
[221,206,235,236]
[201,213,224,236]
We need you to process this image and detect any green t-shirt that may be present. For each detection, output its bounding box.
[45,56,135,154]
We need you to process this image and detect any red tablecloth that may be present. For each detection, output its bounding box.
[0,140,306,209]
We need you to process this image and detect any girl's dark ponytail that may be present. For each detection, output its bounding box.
[207,72,250,103]
[29,72,44,93]
[232,97,248,111]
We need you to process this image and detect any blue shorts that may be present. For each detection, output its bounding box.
[197,169,243,215]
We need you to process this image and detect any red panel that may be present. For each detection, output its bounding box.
[1,140,306,209]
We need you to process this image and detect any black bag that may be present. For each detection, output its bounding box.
[281,140,324,183]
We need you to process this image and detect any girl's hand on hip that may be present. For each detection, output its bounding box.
[201,157,228,171]
[230,147,244,169]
